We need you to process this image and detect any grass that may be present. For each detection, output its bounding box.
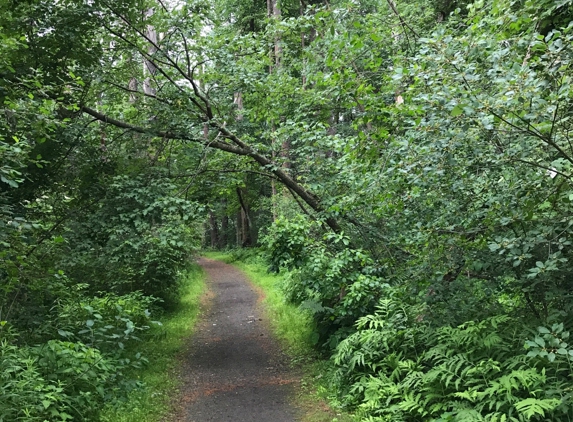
[98,265,206,422]
[203,250,354,422]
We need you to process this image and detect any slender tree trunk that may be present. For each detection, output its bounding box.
[143,8,157,97]
[234,92,243,121]
[97,92,108,161]
[267,0,290,216]
[236,187,252,247]
[231,81,248,243]
[236,212,241,247]
[300,0,307,87]
[241,208,249,246]
[271,147,278,222]
[128,77,138,103]
[209,211,219,249]
[220,198,229,249]
[272,0,282,66]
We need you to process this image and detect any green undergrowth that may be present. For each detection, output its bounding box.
[98,265,206,422]
[204,250,354,422]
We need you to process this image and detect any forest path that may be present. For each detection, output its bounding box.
[170,257,300,422]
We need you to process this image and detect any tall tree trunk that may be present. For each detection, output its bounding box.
[271,0,282,66]
[97,92,108,161]
[128,77,138,103]
[271,173,278,221]
[220,198,229,249]
[209,211,219,249]
[236,211,241,247]
[236,187,252,247]
[143,8,157,97]
[267,0,289,216]
[300,0,307,87]
[241,208,249,246]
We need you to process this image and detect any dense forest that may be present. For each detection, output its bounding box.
[2,0,573,420]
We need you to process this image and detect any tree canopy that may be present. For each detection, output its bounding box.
[3,0,573,420]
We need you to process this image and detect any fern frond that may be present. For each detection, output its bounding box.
[482,368,544,402]
[402,370,424,390]
[513,397,561,420]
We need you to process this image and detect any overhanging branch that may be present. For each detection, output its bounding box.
[80,106,341,232]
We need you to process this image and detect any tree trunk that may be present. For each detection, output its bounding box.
[236,187,252,247]
[271,176,278,221]
[220,198,229,249]
[236,211,241,247]
[234,92,243,120]
[209,211,219,249]
[272,0,282,66]
[143,8,157,96]
[128,77,138,103]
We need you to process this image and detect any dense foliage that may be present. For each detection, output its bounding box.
[0,0,202,419]
[3,0,573,420]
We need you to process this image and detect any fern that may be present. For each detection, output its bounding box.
[513,398,561,420]
[481,369,545,401]
[334,302,573,422]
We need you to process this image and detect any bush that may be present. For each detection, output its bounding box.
[0,339,134,422]
[263,217,389,349]
[334,301,573,421]
[56,292,160,354]
[0,340,70,422]
[0,290,161,421]
[62,175,200,307]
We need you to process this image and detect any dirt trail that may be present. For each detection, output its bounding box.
[171,257,300,422]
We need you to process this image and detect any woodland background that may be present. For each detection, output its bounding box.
[2,0,573,420]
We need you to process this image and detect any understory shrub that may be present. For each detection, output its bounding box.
[0,290,160,421]
[0,340,69,422]
[334,300,573,421]
[61,175,200,307]
[263,216,390,348]
[56,292,160,354]
[0,169,201,421]
[0,338,133,422]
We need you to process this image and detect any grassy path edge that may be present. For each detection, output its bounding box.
[98,264,206,422]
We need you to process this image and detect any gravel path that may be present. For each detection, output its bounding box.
[171,257,300,422]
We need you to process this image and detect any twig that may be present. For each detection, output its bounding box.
[386,0,420,39]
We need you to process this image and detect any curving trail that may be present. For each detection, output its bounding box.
[171,258,300,422]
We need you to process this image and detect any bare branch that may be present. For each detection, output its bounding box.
[511,157,573,180]
[386,0,420,39]
[80,106,341,232]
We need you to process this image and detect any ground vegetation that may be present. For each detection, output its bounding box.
[3,0,573,420]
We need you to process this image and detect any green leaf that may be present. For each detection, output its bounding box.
[451,106,464,117]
